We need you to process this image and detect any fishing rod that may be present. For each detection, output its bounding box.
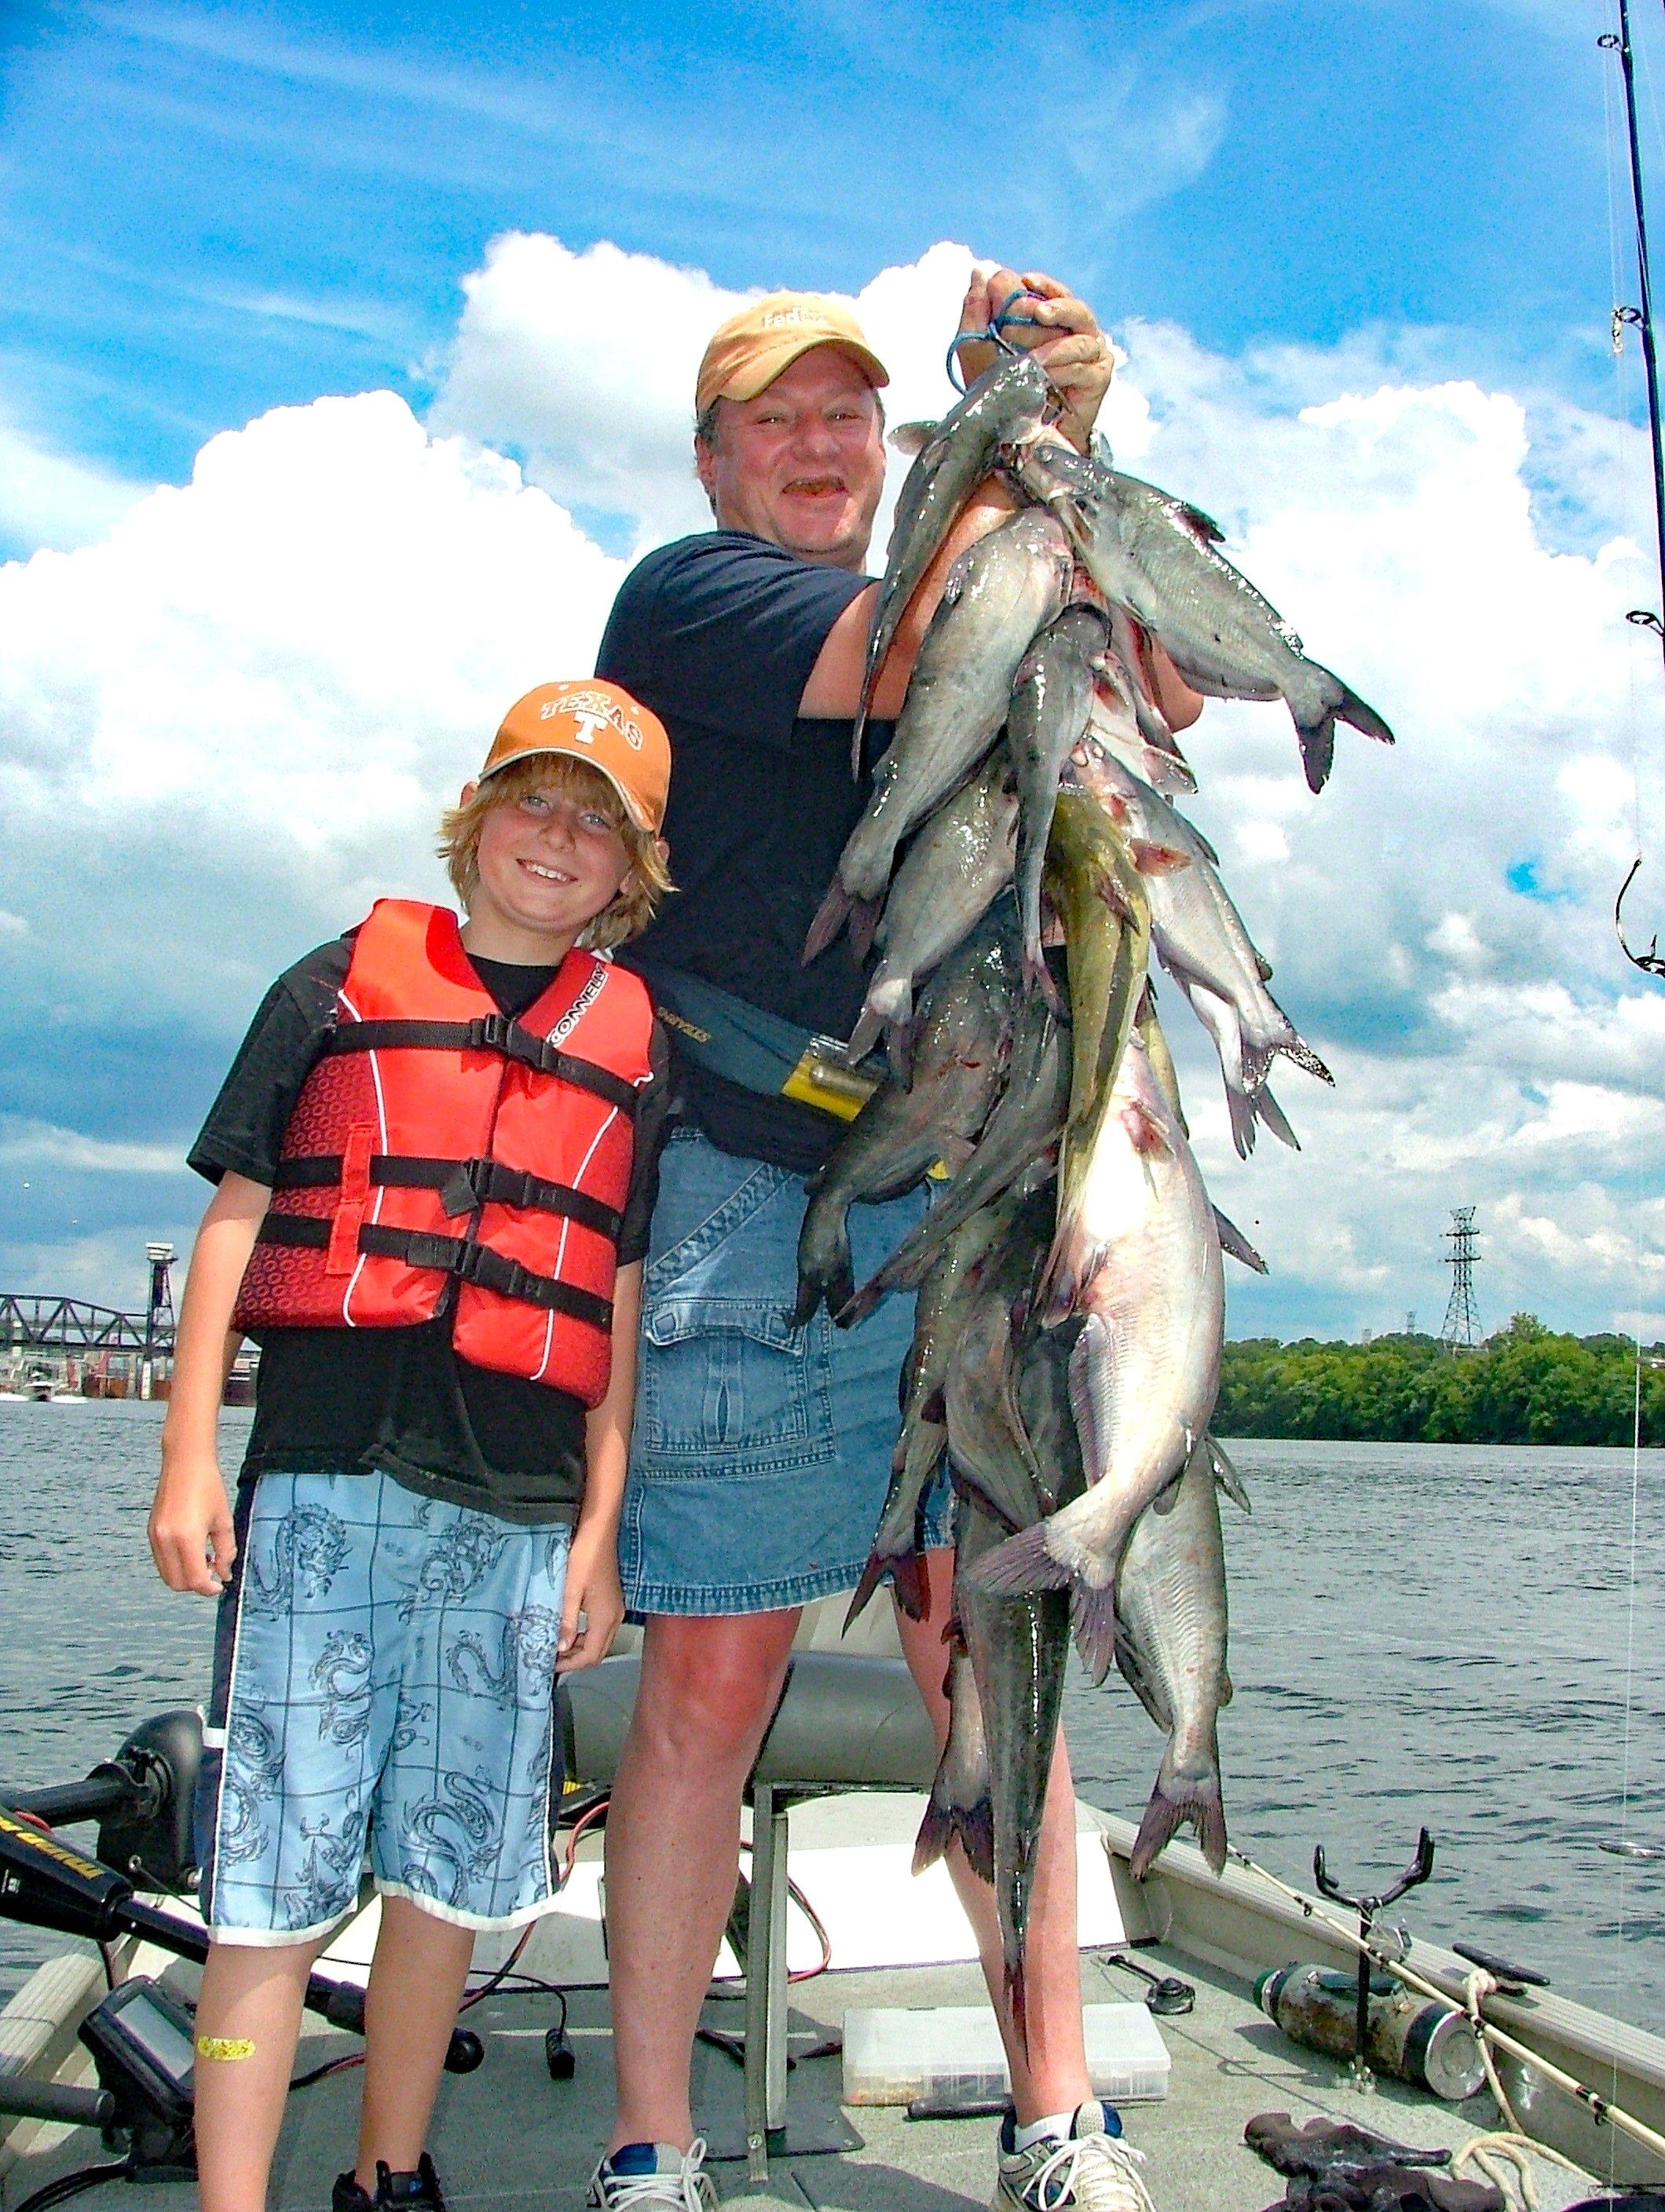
[1600,0,1665,976]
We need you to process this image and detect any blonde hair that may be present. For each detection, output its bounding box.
[437,754,674,950]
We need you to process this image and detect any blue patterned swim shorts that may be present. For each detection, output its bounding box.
[195,1470,570,1943]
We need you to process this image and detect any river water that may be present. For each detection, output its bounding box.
[2,1408,1660,2031]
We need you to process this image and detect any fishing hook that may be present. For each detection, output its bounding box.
[1615,855,1665,978]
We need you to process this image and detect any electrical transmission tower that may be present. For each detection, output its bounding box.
[1440,1209,1481,1349]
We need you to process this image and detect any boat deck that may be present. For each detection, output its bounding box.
[255,1946,1597,2212]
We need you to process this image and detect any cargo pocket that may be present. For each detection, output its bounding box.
[635,1159,836,1473]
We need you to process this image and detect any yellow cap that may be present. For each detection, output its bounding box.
[696,291,888,419]
[481,680,671,835]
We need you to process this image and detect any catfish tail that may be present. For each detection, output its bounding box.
[1129,1764,1228,1880]
[964,1522,1073,1595]
[913,1781,995,1885]
[844,1544,928,1629]
[803,880,852,963]
[1072,1583,1118,1686]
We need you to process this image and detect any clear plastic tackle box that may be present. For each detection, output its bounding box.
[841,2001,1171,2108]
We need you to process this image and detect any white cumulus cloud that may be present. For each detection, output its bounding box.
[2,232,1662,1335]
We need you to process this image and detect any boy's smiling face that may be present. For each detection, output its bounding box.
[463,775,636,963]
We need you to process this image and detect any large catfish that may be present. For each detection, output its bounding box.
[1019,443,1393,793]
[807,509,1074,952]
[969,1034,1224,1654]
[853,350,1057,766]
[792,909,1019,1324]
[847,745,1019,1069]
[1070,734,1330,1099]
[1114,1434,1238,1879]
[955,1490,1070,2045]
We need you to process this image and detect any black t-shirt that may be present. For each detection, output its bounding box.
[189,933,672,1525]
[596,530,890,1174]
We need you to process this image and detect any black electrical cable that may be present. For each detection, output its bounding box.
[10,2159,133,2212]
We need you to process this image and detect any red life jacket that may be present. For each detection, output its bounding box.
[232,899,654,1407]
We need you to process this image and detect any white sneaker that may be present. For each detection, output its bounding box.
[586,2139,718,2212]
[992,2101,1157,2212]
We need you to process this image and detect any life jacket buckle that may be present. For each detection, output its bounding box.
[470,1012,514,1056]
[437,1159,489,1217]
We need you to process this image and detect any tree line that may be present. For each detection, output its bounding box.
[1217,1315,1665,1447]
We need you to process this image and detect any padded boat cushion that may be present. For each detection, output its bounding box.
[561,1651,938,1793]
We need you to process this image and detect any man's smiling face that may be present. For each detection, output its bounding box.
[694,346,887,570]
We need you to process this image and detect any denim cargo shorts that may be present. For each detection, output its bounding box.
[620,1126,953,1615]
[196,1469,571,1943]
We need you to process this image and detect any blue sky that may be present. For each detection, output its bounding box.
[4,0,1665,1341]
[0,0,1630,532]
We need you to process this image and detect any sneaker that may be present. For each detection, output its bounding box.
[332,2154,447,2212]
[992,2102,1156,2212]
[587,2138,718,2212]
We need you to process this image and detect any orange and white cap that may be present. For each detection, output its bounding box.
[696,291,888,419]
[481,679,671,834]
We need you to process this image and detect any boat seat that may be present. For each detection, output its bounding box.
[561,1648,939,1795]
[559,1646,939,2180]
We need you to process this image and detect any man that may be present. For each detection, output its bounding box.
[591,267,1202,2212]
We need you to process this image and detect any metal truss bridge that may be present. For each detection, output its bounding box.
[0,1294,174,1359]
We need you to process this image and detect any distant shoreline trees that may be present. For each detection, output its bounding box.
[1218,1315,1665,1447]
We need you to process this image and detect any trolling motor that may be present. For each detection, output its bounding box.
[0,1716,484,2190]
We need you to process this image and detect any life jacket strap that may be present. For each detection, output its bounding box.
[270,1153,622,1239]
[255,1214,614,1331]
[324,1015,641,1115]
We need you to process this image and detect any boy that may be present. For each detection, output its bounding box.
[148,679,674,2212]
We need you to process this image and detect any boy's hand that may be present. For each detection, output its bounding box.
[148,1450,237,1596]
[558,1518,625,1672]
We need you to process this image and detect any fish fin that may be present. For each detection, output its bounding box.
[1122,1098,1170,1156]
[889,419,939,456]
[1275,1033,1333,1086]
[911,1796,951,1877]
[1255,950,1274,982]
[1067,1314,1111,1478]
[847,895,884,963]
[1254,1086,1301,1151]
[964,1522,1072,1593]
[920,1383,947,1426]
[1208,1435,1251,1513]
[791,1207,853,1326]
[1129,1764,1228,1880]
[1220,1669,1235,1706]
[1213,1206,1268,1275]
[803,880,853,964]
[891,1547,928,1621]
[843,1553,887,1630]
[845,1005,882,1067]
[1023,943,1061,1010]
[1037,1225,1110,1321]
[1224,1080,1257,1159]
[1129,839,1190,875]
[1174,498,1225,545]
[913,1780,994,1884]
[1294,712,1336,795]
[885,1005,923,1089]
[1333,676,1394,746]
[1072,1584,1118,1685]
[956,1799,997,1887]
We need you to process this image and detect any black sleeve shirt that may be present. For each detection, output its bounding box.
[597,530,893,1172]
[191,933,672,1525]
